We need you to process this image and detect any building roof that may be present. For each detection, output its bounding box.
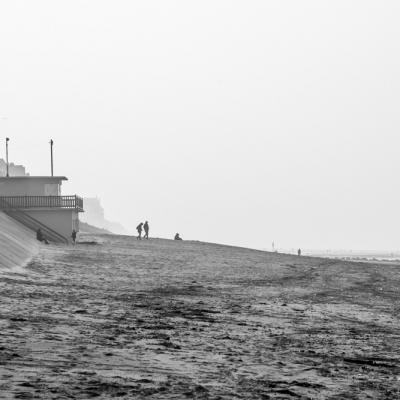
[0,176,68,181]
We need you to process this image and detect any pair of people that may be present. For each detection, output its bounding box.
[136,221,149,240]
[37,228,78,245]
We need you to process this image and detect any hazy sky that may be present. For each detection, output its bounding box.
[1,1,399,250]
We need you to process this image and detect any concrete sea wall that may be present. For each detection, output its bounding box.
[0,211,39,270]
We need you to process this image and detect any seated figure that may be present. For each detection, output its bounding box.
[174,233,182,241]
[36,228,49,244]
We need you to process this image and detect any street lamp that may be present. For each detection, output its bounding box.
[0,116,7,177]
[50,139,54,176]
[5,137,9,177]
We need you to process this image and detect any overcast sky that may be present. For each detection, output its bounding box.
[0,1,399,250]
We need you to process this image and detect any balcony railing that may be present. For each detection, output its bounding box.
[0,195,84,212]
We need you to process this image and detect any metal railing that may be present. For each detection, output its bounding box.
[0,197,69,244]
[0,195,83,211]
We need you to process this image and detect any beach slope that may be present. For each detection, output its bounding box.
[0,234,399,399]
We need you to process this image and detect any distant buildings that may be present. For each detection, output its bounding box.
[81,197,127,235]
[0,159,29,177]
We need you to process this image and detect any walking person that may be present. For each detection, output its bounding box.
[36,228,44,242]
[143,221,149,239]
[136,222,143,240]
[71,229,77,245]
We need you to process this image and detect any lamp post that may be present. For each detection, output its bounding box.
[50,139,54,176]
[0,116,7,177]
[5,137,9,177]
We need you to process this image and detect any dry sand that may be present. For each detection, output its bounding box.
[1,234,400,399]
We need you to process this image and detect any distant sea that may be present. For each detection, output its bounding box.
[262,248,400,262]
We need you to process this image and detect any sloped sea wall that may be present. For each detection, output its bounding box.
[0,211,38,270]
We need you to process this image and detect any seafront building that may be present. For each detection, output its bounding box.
[0,176,83,244]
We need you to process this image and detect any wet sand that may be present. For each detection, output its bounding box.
[1,234,400,399]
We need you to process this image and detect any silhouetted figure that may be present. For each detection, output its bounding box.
[36,228,44,242]
[36,228,49,245]
[71,229,77,244]
[136,223,143,240]
[143,221,149,239]
[174,233,182,240]
[298,248,301,256]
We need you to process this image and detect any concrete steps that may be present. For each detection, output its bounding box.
[3,209,69,244]
[0,197,69,244]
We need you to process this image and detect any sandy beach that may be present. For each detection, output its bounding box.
[1,234,400,399]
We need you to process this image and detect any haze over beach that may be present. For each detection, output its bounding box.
[1,1,400,251]
[2,2,400,399]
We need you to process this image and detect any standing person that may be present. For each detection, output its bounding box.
[71,229,77,245]
[143,221,149,239]
[36,228,44,242]
[298,248,301,256]
[136,222,143,240]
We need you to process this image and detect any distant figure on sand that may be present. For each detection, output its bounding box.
[136,223,143,240]
[71,229,77,244]
[174,233,182,240]
[298,248,301,256]
[143,221,149,239]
